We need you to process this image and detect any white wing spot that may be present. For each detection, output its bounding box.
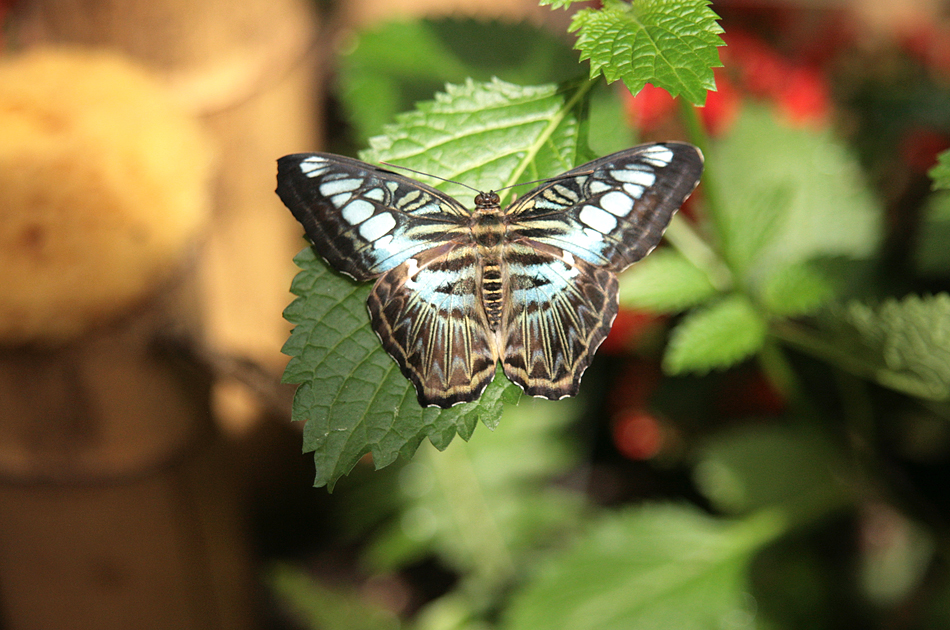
[342,199,374,225]
[589,180,611,194]
[300,157,328,176]
[359,212,397,242]
[600,191,635,216]
[578,205,618,234]
[623,183,645,199]
[643,146,674,166]
[364,187,385,201]
[320,178,361,196]
[331,193,352,207]
[611,168,655,187]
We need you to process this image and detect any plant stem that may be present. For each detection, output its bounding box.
[677,98,729,254]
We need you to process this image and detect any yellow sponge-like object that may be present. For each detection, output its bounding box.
[0,48,214,343]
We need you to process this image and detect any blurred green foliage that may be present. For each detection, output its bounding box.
[275,1,950,628]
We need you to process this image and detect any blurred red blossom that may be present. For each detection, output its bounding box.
[611,410,665,460]
[599,308,660,355]
[697,70,741,136]
[714,368,786,419]
[624,83,677,134]
[774,65,830,126]
[624,28,830,135]
[899,127,950,174]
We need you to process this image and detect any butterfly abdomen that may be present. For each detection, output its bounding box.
[470,202,508,332]
[481,262,504,331]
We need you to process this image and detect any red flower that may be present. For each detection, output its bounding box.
[624,83,677,133]
[600,308,659,355]
[696,70,741,136]
[776,65,830,126]
[611,410,665,460]
[721,30,788,98]
[899,23,950,77]
[900,128,950,174]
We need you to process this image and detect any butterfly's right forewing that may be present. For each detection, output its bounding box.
[277,153,471,279]
[506,143,704,274]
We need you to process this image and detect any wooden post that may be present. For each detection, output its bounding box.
[1,0,322,626]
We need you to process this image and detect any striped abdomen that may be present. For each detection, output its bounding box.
[481,261,504,331]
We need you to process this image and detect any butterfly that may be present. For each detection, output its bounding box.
[276,143,703,408]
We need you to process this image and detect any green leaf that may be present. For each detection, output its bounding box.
[338,19,579,142]
[761,260,835,317]
[618,247,718,313]
[502,505,785,630]
[362,78,591,203]
[831,294,950,400]
[539,0,584,9]
[694,425,852,522]
[283,248,519,490]
[282,79,591,489]
[711,105,882,284]
[720,184,793,276]
[664,294,767,374]
[266,563,398,630]
[362,397,585,593]
[930,148,950,190]
[568,0,724,105]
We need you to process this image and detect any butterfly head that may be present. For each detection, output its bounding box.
[474,191,500,209]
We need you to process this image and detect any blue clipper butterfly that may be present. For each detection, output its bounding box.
[277,143,703,408]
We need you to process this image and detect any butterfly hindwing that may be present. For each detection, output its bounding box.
[501,240,619,400]
[277,153,470,280]
[367,243,500,408]
[506,143,703,273]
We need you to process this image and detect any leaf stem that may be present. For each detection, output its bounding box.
[770,320,894,394]
[501,78,597,201]
[678,98,729,258]
[667,98,733,292]
[664,217,732,292]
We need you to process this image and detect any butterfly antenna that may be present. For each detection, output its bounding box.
[381,161,595,195]
[493,169,594,193]
[380,161,482,194]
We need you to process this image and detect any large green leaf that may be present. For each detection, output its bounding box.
[776,294,950,401]
[282,79,591,489]
[565,0,724,105]
[760,260,835,317]
[618,247,718,313]
[711,106,882,286]
[831,294,950,400]
[502,505,784,630]
[694,425,852,523]
[283,248,520,490]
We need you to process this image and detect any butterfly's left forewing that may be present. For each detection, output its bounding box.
[277,153,470,280]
